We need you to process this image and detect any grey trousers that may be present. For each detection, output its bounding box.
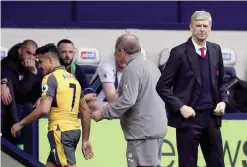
[126,139,163,167]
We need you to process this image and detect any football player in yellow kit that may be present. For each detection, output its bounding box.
[11,43,93,167]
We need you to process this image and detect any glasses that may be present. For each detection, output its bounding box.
[114,49,125,57]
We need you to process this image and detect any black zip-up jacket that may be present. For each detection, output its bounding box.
[1,44,43,104]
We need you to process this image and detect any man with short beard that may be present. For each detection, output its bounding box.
[57,39,96,103]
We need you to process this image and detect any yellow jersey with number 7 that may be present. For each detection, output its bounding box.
[41,66,83,131]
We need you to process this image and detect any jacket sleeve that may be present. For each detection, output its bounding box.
[1,66,10,79]
[2,66,43,98]
[102,68,140,119]
[156,48,184,112]
[76,65,95,94]
[218,46,229,104]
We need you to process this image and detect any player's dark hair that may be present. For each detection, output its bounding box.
[36,43,60,58]
[57,39,74,48]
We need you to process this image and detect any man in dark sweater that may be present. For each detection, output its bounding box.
[156,11,228,167]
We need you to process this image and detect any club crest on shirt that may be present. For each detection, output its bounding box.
[123,84,128,89]
[104,73,107,78]
[42,84,49,92]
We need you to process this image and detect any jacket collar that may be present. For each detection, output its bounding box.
[127,51,144,65]
[52,65,65,72]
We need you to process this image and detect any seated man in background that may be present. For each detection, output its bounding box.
[1,40,43,146]
[11,43,93,167]
[90,45,127,105]
[1,40,43,107]
[57,39,98,105]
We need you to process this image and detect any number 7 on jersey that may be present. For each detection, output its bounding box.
[69,83,76,112]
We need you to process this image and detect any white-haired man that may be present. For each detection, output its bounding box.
[156,11,228,167]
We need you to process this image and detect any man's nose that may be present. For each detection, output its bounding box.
[31,55,37,60]
[200,25,205,31]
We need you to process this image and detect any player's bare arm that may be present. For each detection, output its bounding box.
[11,96,52,137]
[79,97,94,160]
[79,97,91,141]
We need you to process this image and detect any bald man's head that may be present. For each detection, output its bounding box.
[114,34,142,71]
[115,34,141,55]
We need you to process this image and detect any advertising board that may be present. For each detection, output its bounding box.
[39,119,247,167]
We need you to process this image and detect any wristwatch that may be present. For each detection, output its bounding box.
[1,79,8,85]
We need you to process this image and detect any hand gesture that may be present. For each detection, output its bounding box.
[11,122,24,137]
[85,93,97,102]
[82,141,94,160]
[91,110,103,122]
[214,102,226,116]
[22,59,37,74]
[180,105,196,119]
[1,84,12,105]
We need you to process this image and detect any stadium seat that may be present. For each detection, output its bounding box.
[141,48,147,60]
[74,47,101,83]
[0,47,8,60]
[222,48,237,83]
[221,48,240,113]
[158,48,170,72]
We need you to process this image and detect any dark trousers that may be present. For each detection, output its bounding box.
[176,109,225,167]
[1,82,21,143]
[16,103,39,159]
[1,81,38,158]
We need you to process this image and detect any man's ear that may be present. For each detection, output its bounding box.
[18,47,22,56]
[189,24,192,31]
[48,56,53,64]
